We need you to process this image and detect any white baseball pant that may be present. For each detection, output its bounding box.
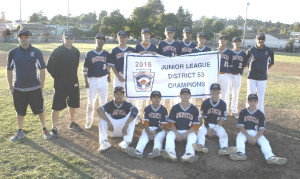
[86,76,108,124]
[227,74,242,113]
[99,113,137,144]
[197,124,228,148]
[218,73,230,106]
[236,130,275,160]
[247,79,267,114]
[165,130,197,155]
[135,127,166,153]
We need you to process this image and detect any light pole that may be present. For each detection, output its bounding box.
[67,0,69,30]
[242,2,250,48]
[19,0,22,24]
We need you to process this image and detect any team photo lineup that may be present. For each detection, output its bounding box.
[7,24,288,166]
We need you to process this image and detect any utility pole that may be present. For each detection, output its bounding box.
[242,2,250,48]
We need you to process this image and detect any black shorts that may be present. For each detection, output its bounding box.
[52,87,80,111]
[13,88,45,116]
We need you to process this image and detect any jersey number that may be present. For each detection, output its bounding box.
[103,64,107,70]
[224,61,229,67]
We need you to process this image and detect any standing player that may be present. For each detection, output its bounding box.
[179,26,197,55]
[191,32,212,53]
[7,29,51,141]
[245,34,274,114]
[227,37,247,118]
[125,91,168,159]
[193,83,236,155]
[216,34,233,106]
[161,88,200,163]
[83,33,111,129]
[229,94,287,165]
[47,30,82,138]
[97,86,138,152]
[110,31,136,88]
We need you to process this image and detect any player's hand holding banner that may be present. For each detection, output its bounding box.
[124,52,220,99]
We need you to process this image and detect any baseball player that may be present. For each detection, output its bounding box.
[161,88,200,163]
[125,91,168,159]
[97,86,138,152]
[179,26,197,55]
[191,32,212,53]
[83,33,111,129]
[229,94,287,165]
[110,30,136,88]
[193,83,236,156]
[7,29,52,141]
[216,34,233,107]
[227,37,247,119]
[245,33,274,114]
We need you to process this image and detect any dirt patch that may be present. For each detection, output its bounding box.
[269,62,300,77]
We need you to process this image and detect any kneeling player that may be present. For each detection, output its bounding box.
[229,94,287,165]
[193,83,236,155]
[125,91,168,159]
[97,86,138,152]
[161,88,200,163]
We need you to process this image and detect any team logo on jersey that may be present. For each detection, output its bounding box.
[133,70,155,92]
[30,52,34,57]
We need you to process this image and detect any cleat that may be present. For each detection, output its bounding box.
[229,152,247,161]
[85,122,92,129]
[161,150,177,162]
[51,127,59,138]
[233,113,239,119]
[68,122,83,131]
[98,140,111,153]
[266,156,287,165]
[218,146,237,156]
[10,131,25,142]
[42,129,52,140]
[125,147,143,159]
[119,140,130,150]
[193,143,209,153]
[180,153,199,163]
[147,148,161,159]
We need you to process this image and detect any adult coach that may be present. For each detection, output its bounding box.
[47,30,82,138]
[83,33,111,129]
[7,29,51,141]
[246,33,274,114]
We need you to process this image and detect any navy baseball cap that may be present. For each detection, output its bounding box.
[141,28,151,34]
[18,29,31,37]
[183,26,192,33]
[180,88,191,95]
[248,94,258,101]
[150,90,162,98]
[95,33,106,40]
[232,37,242,42]
[63,30,74,38]
[218,34,228,39]
[114,86,125,93]
[117,30,127,37]
[210,83,221,90]
[197,32,206,38]
[165,26,175,32]
[256,33,265,40]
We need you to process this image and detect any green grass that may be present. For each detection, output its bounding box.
[274,54,300,63]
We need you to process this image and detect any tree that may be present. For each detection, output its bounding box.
[219,26,242,41]
[98,10,107,22]
[285,40,294,52]
[79,12,97,26]
[145,0,165,16]
[175,6,193,39]
[50,14,68,25]
[153,13,179,40]
[292,23,300,32]
[212,20,225,33]
[2,29,11,42]
[43,32,50,42]
[28,11,48,24]
[99,10,127,37]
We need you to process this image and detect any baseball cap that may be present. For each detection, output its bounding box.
[114,86,125,93]
[248,93,258,101]
[256,33,265,40]
[150,90,162,98]
[183,26,192,33]
[18,29,31,37]
[180,88,191,95]
[197,32,206,38]
[165,26,175,32]
[95,33,106,40]
[210,83,221,90]
[232,37,242,42]
[63,30,74,38]
[218,34,228,39]
[141,28,151,34]
[117,30,127,37]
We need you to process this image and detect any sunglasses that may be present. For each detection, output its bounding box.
[20,36,30,39]
[65,37,74,40]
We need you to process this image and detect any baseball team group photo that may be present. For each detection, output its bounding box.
[1,0,300,178]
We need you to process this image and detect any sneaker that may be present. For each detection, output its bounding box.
[161,150,177,162]
[51,127,59,138]
[147,148,161,159]
[98,140,111,153]
[42,129,52,140]
[125,147,143,159]
[233,113,239,119]
[10,131,25,142]
[218,146,237,156]
[229,152,247,161]
[119,140,130,150]
[85,122,92,129]
[193,143,209,153]
[68,122,83,131]
[266,156,287,165]
[180,153,199,163]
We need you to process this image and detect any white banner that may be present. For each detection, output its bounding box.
[124,51,220,99]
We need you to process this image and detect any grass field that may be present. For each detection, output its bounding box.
[0,42,300,178]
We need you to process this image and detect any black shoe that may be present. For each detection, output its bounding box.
[51,127,59,138]
[68,122,83,131]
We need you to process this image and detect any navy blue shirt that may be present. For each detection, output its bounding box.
[144,104,168,127]
[110,46,136,73]
[217,48,233,73]
[135,43,158,53]
[230,50,247,75]
[103,100,137,119]
[168,103,200,130]
[238,108,265,131]
[191,46,212,53]
[246,45,274,80]
[158,40,181,57]
[83,50,111,78]
[201,98,227,126]
[179,41,197,55]
[7,45,46,90]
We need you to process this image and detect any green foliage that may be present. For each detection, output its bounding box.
[152,13,179,40]
[175,7,193,39]
[28,11,48,24]
[292,23,300,32]
[79,12,97,25]
[219,26,243,41]
[285,40,294,52]
[145,0,165,16]
[98,10,107,22]
[99,10,127,37]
